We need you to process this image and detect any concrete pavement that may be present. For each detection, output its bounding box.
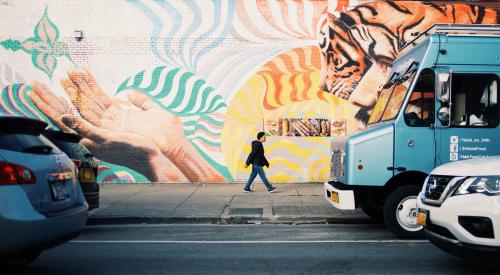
[88,183,370,225]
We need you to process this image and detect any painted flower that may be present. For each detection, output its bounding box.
[21,8,72,79]
[0,8,72,79]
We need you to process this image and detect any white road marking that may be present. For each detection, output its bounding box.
[70,240,428,244]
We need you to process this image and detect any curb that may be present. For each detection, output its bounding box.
[86,216,376,226]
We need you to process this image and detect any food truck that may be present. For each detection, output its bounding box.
[324,24,500,238]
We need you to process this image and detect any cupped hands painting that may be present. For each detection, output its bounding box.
[1,1,498,183]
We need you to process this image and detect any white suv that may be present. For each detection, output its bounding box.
[417,156,500,263]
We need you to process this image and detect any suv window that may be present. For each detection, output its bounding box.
[50,140,91,159]
[404,69,435,127]
[450,74,499,127]
[0,133,62,154]
[50,140,76,159]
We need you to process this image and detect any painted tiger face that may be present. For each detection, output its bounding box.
[319,13,371,103]
[319,1,499,109]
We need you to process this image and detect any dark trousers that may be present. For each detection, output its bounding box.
[244,165,272,190]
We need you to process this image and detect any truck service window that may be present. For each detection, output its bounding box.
[450,74,499,128]
[404,69,435,127]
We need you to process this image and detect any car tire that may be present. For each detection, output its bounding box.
[361,205,383,221]
[21,250,42,264]
[0,250,42,266]
[383,185,424,239]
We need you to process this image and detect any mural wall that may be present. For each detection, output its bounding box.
[1,0,499,183]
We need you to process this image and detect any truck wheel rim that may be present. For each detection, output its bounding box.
[396,196,422,232]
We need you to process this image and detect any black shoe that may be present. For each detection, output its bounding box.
[243,188,253,193]
[268,186,277,193]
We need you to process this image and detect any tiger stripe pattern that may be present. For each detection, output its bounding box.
[319,1,499,108]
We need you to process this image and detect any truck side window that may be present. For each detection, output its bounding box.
[450,74,499,128]
[404,69,435,127]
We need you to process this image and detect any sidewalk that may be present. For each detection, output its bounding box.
[88,183,371,225]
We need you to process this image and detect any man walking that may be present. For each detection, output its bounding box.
[244,132,277,193]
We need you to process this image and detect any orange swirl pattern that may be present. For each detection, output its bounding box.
[258,46,340,111]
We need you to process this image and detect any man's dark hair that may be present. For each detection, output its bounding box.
[355,108,370,126]
[257,132,266,140]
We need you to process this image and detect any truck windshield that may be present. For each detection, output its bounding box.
[368,82,395,124]
[368,69,417,124]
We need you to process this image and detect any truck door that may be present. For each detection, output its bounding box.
[436,73,500,165]
[394,68,436,174]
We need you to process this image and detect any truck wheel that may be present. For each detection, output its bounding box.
[361,206,383,221]
[383,185,424,238]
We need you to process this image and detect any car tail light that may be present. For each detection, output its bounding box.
[0,161,36,185]
[72,159,82,168]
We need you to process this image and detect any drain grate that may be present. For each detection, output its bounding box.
[228,208,263,216]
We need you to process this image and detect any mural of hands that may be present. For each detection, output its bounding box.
[28,71,225,183]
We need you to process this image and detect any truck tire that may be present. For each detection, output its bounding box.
[361,205,383,221]
[383,185,424,238]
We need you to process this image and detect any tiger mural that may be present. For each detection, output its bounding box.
[318,1,499,109]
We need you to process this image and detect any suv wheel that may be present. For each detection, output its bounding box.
[383,185,424,238]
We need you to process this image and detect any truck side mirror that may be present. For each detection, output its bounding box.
[436,69,452,127]
[438,106,450,126]
[437,71,451,102]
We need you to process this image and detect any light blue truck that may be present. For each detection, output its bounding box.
[324,24,500,238]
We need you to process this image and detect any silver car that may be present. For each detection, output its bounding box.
[0,116,88,264]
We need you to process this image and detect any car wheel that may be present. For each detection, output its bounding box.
[1,250,42,266]
[383,185,424,238]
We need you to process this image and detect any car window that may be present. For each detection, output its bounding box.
[0,133,62,154]
[70,143,91,159]
[50,139,78,159]
[49,139,92,160]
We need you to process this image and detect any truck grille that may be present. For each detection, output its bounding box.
[332,149,344,179]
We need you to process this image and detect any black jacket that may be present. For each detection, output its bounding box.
[246,140,269,167]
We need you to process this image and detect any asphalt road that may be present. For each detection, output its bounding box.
[3,224,498,275]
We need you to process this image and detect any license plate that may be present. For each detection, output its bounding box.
[416,210,427,226]
[51,181,70,201]
[79,168,96,182]
[331,191,339,203]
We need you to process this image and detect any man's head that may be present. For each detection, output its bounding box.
[257,132,266,142]
[354,108,370,131]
